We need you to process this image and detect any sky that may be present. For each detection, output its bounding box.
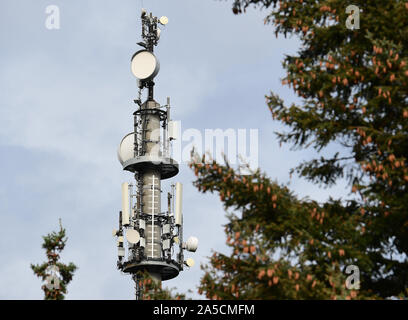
[0,0,349,299]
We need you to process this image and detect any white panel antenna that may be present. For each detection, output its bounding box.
[163,224,171,234]
[117,236,124,247]
[175,182,183,226]
[139,219,145,230]
[163,239,171,250]
[168,120,179,140]
[140,237,145,248]
[121,183,130,226]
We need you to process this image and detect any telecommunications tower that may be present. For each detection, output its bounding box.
[114,10,198,299]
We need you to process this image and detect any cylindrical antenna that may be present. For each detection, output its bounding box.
[121,182,130,226]
[167,192,172,216]
[166,97,171,120]
[175,182,183,226]
[171,183,175,214]
[129,184,134,226]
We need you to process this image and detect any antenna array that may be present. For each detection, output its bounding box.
[114,10,197,299]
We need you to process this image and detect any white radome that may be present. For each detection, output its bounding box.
[118,133,134,165]
[185,258,195,267]
[159,16,168,25]
[185,236,199,252]
[126,229,140,244]
[130,50,160,80]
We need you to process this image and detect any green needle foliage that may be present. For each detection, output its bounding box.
[30,219,77,300]
[191,0,408,299]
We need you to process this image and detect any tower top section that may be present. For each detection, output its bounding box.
[130,10,169,101]
[139,10,168,52]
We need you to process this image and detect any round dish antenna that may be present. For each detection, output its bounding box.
[185,258,195,267]
[185,236,198,252]
[126,229,140,244]
[130,50,160,80]
[118,133,134,165]
[159,16,168,25]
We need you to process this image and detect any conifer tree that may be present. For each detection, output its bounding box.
[191,0,408,299]
[31,220,77,300]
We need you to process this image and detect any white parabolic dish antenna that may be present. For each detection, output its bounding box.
[118,133,134,165]
[159,16,168,25]
[126,229,140,244]
[185,258,195,267]
[185,236,199,252]
[130,50,160,80]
